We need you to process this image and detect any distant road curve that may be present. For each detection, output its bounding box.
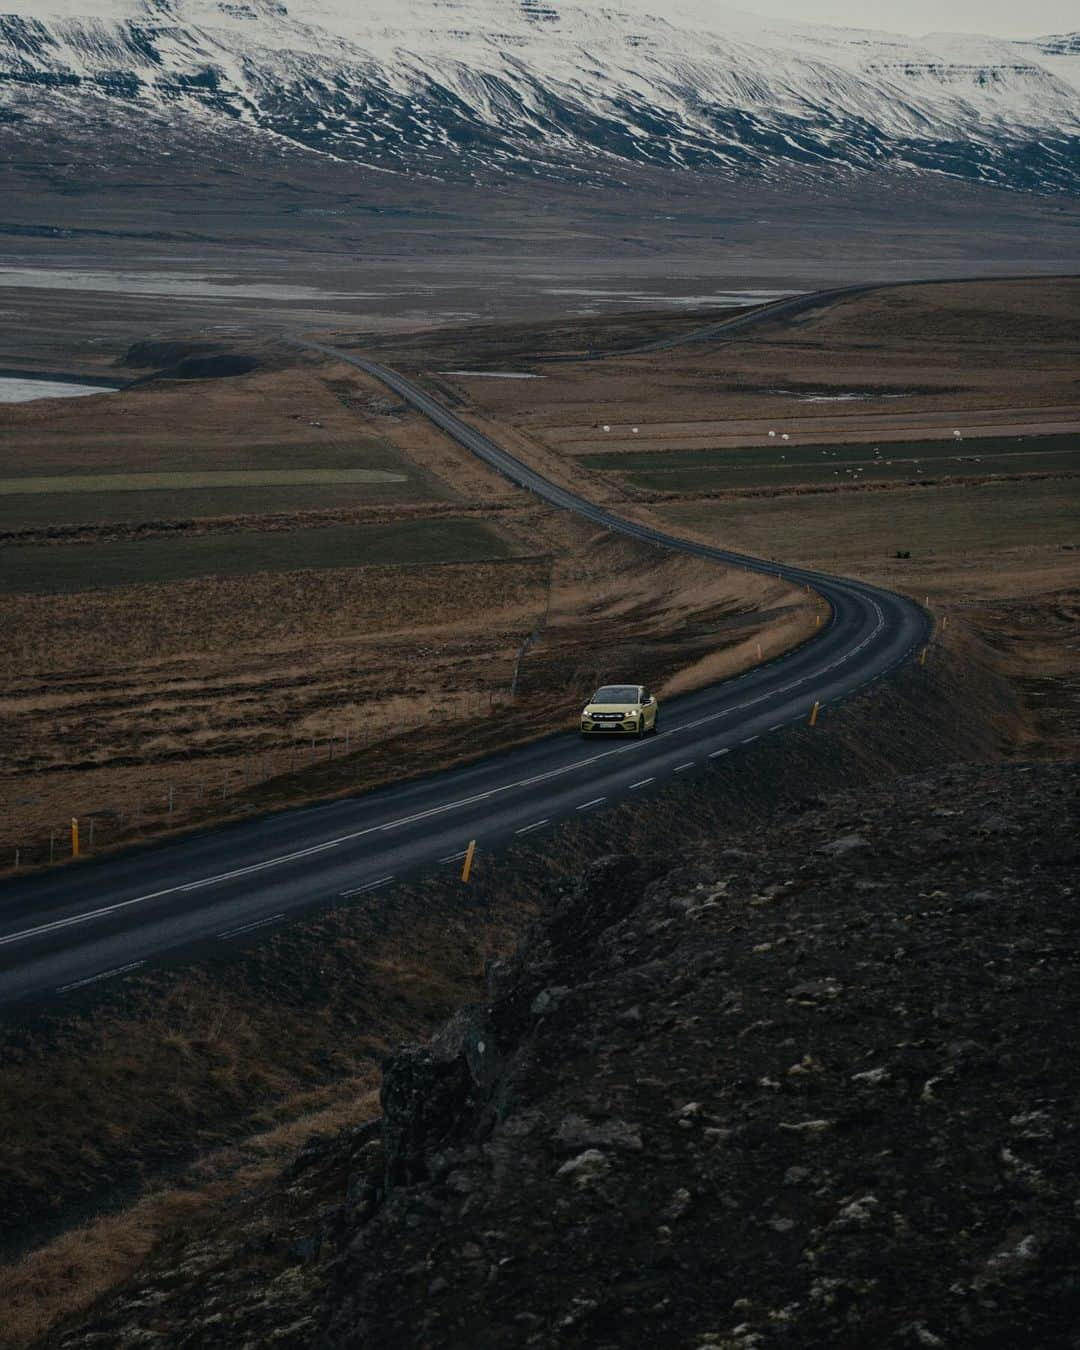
[0,290,929,1010]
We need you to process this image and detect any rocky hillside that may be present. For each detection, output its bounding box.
[47,758,1079,1349]
[1,0,1079,192]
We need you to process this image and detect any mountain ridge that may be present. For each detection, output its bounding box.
[2,0,1079,193]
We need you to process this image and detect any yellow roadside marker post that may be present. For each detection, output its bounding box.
[461,839,477,883]
[71,817,80,859]
[919,647,928,666]
[808,701,820,727]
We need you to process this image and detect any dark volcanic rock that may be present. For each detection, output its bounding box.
[320,763,1078,1350]
[45,762,1079,1350]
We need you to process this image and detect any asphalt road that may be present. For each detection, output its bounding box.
[0,304,930,1011]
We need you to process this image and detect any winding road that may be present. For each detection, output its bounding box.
[0,299,930,1011]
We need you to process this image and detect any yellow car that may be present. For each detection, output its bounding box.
[580,684,660,737]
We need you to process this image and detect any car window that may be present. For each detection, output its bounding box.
[641,689,651,703]
[591,685,639,704]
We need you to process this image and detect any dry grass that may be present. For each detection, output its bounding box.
[412,278,1080,447]
[406,277,1079,765]
[0,866,540,1338]
[653,479,1079,569]
[0,516,811,871]
[0,1086,380,1350]
[0,518,515,593]
[649,487,1080,760]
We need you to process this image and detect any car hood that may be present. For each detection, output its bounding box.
[583,704,639,716]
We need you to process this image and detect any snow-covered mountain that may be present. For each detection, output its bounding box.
[1,0,1078,192]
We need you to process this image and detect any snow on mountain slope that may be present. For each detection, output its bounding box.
[1,0,1078,192]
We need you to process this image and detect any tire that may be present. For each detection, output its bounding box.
[637,717,646,738]
[650,711,660,735]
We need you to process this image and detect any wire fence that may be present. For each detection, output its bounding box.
[3,687,522,875]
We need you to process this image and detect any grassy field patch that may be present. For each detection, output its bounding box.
[580,433,1079,493]
[0,469,408,494]
[0,437,403,479]
[0,519,516,594]
[656,479,1079,567]
[0,481,444,529]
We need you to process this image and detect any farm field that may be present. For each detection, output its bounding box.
[0,518,809,867]
[0,338,812,870]
[387,277,1079,760]
[656,479,1079,570]
[578,432,1079,494]
[0,519,515,595]
[0,478,442,530]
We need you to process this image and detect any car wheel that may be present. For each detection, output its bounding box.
[637,717,645,737]
[651,712,660,735]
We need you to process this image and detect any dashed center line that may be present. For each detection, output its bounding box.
[674,762,695,772]
[439,850,468,864]
[742,735,760,744]
[218,914,285,939]
[708,747,731,758]
[515,819,549,836]
[340,875,394,898]
[629,778,654,789]
[576,797,606,811]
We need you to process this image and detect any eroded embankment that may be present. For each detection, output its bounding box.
[0,621,1032,1348]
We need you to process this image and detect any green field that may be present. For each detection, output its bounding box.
[0,519,515,595]
[580,433,1079,494]
[0,438,450,527]
[0,470,407,494]
[0,437,403,478]
[657,478,1079,567]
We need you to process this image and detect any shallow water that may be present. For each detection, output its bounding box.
[541,288,798,306]
[0,267,378,302]
[438,371,545,379]
[0,376,114,403]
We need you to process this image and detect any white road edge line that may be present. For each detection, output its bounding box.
[742,735,760,744]
[629,778,654,789]
[576,797,606,811]
[58,960,145,994]
[708,748,731,758]
[515,819,549,835]
[218,914,285,939]
[439,850,468,864]
[674,762,695,772]
[340,875,394,898]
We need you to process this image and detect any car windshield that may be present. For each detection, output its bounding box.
[591,685,638,704]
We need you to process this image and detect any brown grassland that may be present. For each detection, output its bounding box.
[0,347,811,871]
[386,277,1079,760]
